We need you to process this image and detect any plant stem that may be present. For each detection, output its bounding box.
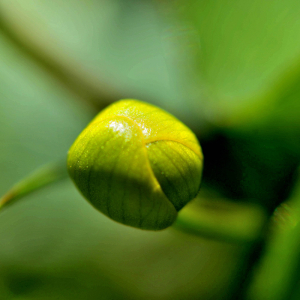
[174,195,268,244]
[0,161,68,209]
[246,167,300,300]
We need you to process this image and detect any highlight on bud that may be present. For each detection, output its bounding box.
[67,99,203,230]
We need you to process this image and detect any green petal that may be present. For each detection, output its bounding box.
[68,99,203,230]
[147,141,203,211]
[68,116,177,230]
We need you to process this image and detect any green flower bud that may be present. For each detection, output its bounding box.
[67,99,203,230]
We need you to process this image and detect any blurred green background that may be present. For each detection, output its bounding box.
[0,1,299,299]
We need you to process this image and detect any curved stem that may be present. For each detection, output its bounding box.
[173,195,268,244]
[0,161,68,209]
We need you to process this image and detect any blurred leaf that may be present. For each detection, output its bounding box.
[229,71,300,158]
[246,168,300,300]
[179,0,300,124]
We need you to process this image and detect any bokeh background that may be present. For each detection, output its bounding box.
[0,1,299,299]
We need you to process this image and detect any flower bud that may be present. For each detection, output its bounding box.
[67,99,203,230]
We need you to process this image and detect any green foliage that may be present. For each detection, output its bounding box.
[0,0,300,299]
[247,169,300,300]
